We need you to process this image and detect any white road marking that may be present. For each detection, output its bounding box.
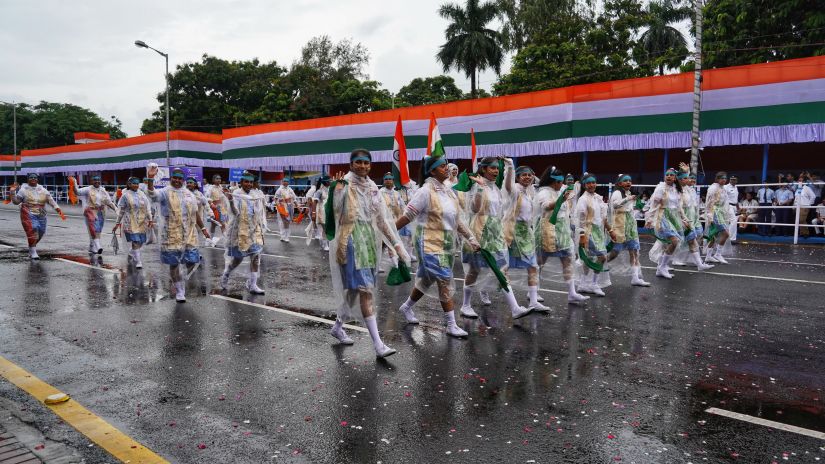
[199,246,289,259]
[210,294,367,333]
[54,257,120,274]
[0,244,13,248]
[725,257,825,268]
[705,407,825,441]
[639,266,825,285]
[453,277,568,295]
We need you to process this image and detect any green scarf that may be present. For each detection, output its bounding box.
[579,246,604,272]
[479,248,509,292]
[324,179,347,241]
[451,160,505,192]
[549,185,574,225]
[703,223,720,242]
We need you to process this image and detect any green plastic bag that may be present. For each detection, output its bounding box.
[324,179,347,241]
[386,261,412,286]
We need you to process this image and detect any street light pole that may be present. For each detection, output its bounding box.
[135,40,171,169]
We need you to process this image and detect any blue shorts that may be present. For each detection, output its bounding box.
[655,216,682,241]
[684,227,700,242]
[508,250,537,269]
[587,238,607,256]
[161,248,201,266]
[341,238,375,289]
[416,253,453,281]
[541,249,571,259]
[463,249,507,269]
[611,239,640,252]
[124,232,147,244]
[399,225,412,237]
[228,244,263,258]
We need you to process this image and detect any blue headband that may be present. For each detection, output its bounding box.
[617,174,631,183]
[91,175,101,181]
[171,172,185,179]
[677,172,689,179]
[383,174,394,181]
[27,173,38,179]
[241,175,255,181]
[128,177,140,185]
[186,177,197,183]
[351,155,371,163]
[515,166,534,175]
[582,176,596,184]
[665,168,678,176]
[550,175,565,182]
[425,156,447,173]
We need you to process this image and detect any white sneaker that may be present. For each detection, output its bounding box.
[375,344,397,358]
[399,305,419,324]
[246,280,265,295]
[479,291,492,306]
[135,257,143,269]
[330,326,354,345]
[672,259,686,266]
[631,276,651,287]
[656,267,673,279]
[446,323,468,337]
[715,254,729,264]
[459,305,478,318]
[511,305,532,320]
[29,248,40,260]
[528,301,551,313]
[696,261,714,271]
[578,283,595,294]
[591,286,606,297]
[175,283,186,303]
[283,237,290,243]
[705,254,720,263]
[568,292,589,304]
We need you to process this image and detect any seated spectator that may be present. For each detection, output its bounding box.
[811,198,825,237]
[738,191,758,231]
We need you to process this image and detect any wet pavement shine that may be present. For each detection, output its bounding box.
[0,205,823,463]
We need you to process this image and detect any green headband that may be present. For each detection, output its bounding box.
[171,171,185,179]
[582,176,596,184]
[515,166,534,175]
[241,175,255,181]
[383,174,394,181]
[478,159,497,168]
[665,168,678,176]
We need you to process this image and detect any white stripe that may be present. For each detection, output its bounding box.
[726,257,825,268]
[0,244,13,248]
[28,140,221,163]
[453,277,568,295]
[705,407,825,440]
[210,294,367,333]
[54,257,120,274]
[702,78,825,112]
[640,266,825,285]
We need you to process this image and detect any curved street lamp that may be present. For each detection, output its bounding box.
[134,40,171,168]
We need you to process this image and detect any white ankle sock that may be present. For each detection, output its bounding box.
[364,315,384,352]
[444,310,456,326]
[401,297,415,310]
[462,286,473,307]
[503,289,519,311]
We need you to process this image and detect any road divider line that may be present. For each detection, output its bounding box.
[54,257,120,274]
[639,266,825,285]
[210,294,368,333]
[705,407,825,440]
[725,257,825,268]
[0,355,169,463]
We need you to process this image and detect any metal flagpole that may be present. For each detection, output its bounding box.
[689,0,704,176]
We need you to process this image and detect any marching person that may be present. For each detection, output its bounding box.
[311,176,331,251]
[146,168,211,303]
[395,153,481,337]
[379,172,407,270]
[203,174,229,243]
[460,157,531,319]
[575,173,615,295]
[275,178,297,242]
[756,182,775,236]
[724,174,740,243]
[326,149,409,358]
[606,174,650,286]
[69,174,117,254]
[704,172,732,264]
[10,173,63,260]
[504,165,550,311]
[534,167,588,303]
[113,177,153,269]
[220,170,266,294]
[647,168,689,279]
[674,169,714,271]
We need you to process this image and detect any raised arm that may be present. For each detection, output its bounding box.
[502,158,516,196]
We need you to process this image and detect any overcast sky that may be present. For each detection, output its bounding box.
[0,0,511,136]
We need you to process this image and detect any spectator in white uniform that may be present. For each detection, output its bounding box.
[794,173,817,238]
[756,182,775,236]
[723,175,740,242]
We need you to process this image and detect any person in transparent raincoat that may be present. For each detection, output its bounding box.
[311,176,331,251]
[704,171,732,264]
[444,163,460,189]
[10,173,63,260]
[113,177,153,269]
[673,166,714,271]
[395,154,481,337]
[503,165,550,312]
[69,174,117,254]
[203,174,230,246]
[326,149,410,358]
[146,168,211,303]
[575,173,616,297]
[534,167,588,304]
[219,170,267,295]
[459,157,531,320]
[274,179,297,242]
[646,168,690,279]
[379,173,407,271]
[605,174,651,287]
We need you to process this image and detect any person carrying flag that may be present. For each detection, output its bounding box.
[69,174,117,254]
[145,168,211,303]
[220,170,267,295]
[395,152,481,337]
[534,167,588,303]
[10,173,63,260]
[326,149,408,358]
[113,176,153,269]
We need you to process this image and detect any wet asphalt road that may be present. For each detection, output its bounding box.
[0,204,824,464]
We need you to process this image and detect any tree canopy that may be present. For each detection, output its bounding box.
[1,102,125,153]
[396,76,465,106]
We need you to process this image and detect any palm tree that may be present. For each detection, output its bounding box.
[638,0,691,75]
[437,0,504,98]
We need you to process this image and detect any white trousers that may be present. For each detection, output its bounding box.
[728,205,738,240]
[813,218,825,234]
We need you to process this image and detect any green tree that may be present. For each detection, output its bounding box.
[494,0,647,95]
[437,0,504,98]
[636,0,690,75]
[1,102,125,152]
[396,76,465,106]
[141,55,292,134]
[702,0,825,69]
[495,0,577,52]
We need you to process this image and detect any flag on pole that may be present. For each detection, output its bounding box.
[471,128,477,172]
[392,116,410,189]
[427,113,445,157]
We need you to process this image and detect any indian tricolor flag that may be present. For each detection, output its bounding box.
[392,116,410,189]
[427,113,445,158]
[470,128,477,172]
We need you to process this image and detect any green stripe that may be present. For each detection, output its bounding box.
[223,101,825,160]
[23,150,221,168]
